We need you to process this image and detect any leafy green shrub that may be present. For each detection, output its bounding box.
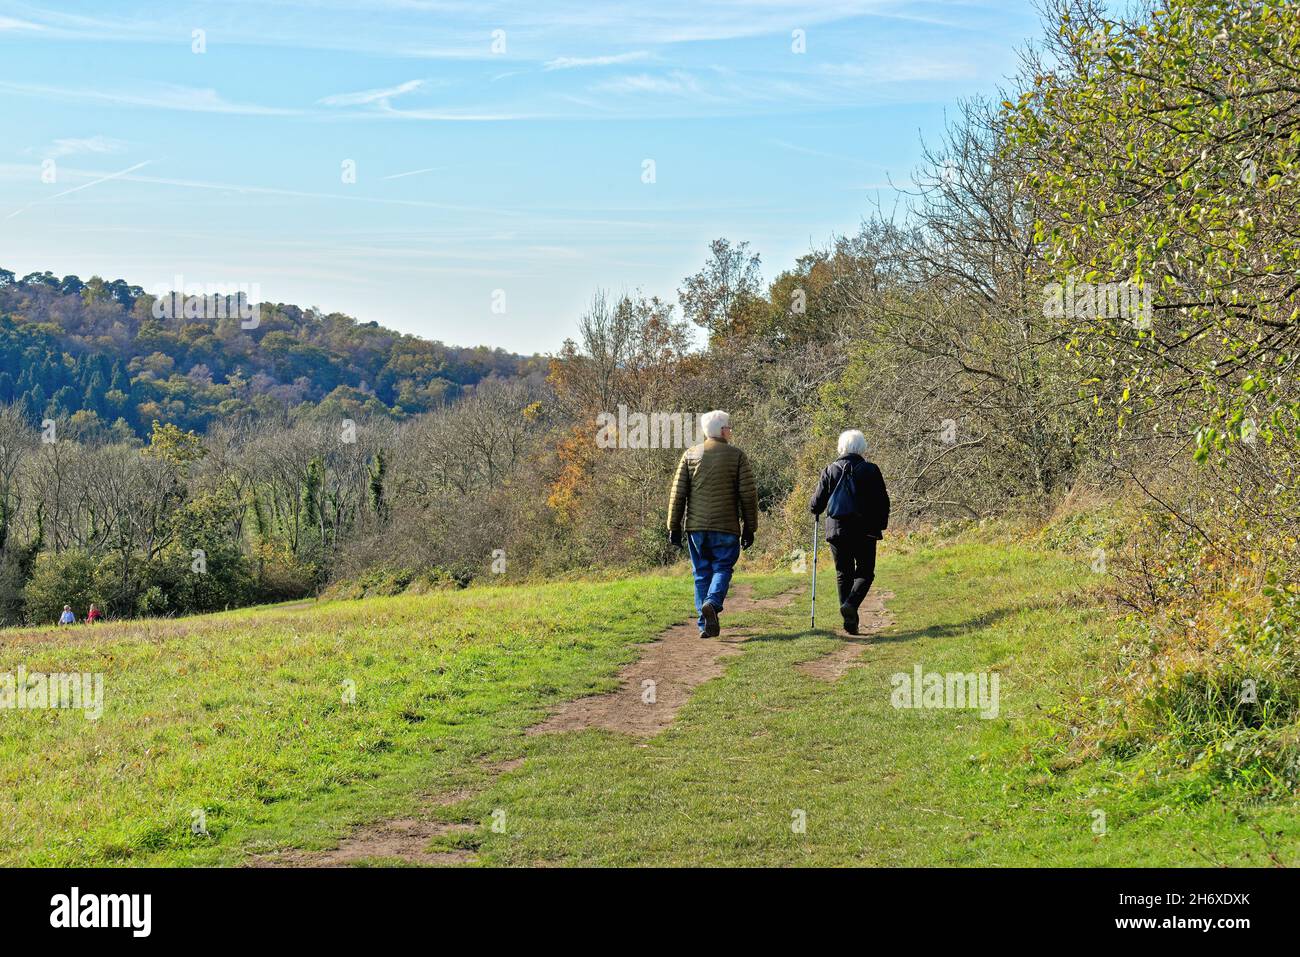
[322,565,469,601]
[1093,578,1300,797]
[23,550,99,624]
[629,521,676,570]
[0,541,38,626]
[136,585,171,618]
[1040,499,1128,555]
[250,542,316,605]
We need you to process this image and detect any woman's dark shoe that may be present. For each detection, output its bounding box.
[841,602,859,635]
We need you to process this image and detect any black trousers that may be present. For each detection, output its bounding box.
[827,535,877,611]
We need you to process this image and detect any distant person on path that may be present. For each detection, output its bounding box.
[87,603,103,623]
[667,410,759,638]
[58,605,75,626]
[809,429,890,635]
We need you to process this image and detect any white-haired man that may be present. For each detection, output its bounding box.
[809,429,890,634]
[666,410,759,638]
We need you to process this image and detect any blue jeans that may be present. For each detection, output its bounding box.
[687,531,740,631]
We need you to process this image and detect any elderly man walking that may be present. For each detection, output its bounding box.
[666,410,759,638]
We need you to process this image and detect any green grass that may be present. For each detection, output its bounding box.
[0,573,697,865]
[4,541,1299,866]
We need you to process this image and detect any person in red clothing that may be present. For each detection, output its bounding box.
[86,603,103,623]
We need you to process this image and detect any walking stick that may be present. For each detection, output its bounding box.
[810,515,819,630]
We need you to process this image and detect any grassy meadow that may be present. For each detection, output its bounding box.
[3,537,1298,866]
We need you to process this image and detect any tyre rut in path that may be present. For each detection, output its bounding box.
[796,589,894,681]
[257,758,523,868]
[527,581,802,737]
[270,818,477,867]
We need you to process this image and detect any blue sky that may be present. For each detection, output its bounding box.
[0,1,1040,354]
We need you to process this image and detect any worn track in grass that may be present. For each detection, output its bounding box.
[259,582,803,866]
[528,581,803,737]
[797,589,894,681]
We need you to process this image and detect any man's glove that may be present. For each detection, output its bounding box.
[741,530,754,549]
[669,529,683,548]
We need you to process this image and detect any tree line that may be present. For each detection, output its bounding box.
[0,268,540,440]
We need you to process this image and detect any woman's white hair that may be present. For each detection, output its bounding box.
[837,429,867,456]
[700,409,731,440]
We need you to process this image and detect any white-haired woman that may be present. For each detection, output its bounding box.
[808,429,890,634]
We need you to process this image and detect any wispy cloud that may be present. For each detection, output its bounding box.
[818,57,979,84]
[382,166,442,180]
[319,79,426,107]
[768,139,877,167]
[370,101,533,122]
[0,81,299,116]
[396,44,512,61]
[0,16,44,31]
[316,78,518,120]
[591,71,703,97]
[0,2,1009,60]
[544,51,650,70]
[0,163,505,215]
[41,136,128,159]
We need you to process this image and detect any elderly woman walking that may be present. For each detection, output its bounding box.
[808,430,890,634]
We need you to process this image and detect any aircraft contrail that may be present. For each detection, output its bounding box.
[4,159,154,220]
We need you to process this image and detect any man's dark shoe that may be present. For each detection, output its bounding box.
[701,601,721,637]
[841,602,859,635]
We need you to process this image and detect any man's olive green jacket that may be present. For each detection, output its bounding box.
[666,438,759,537]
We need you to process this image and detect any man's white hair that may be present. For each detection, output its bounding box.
[838,429,867,456]
[700,409,731,440]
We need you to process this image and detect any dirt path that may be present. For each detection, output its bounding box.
[528,581,801,737]
[258,582,801,867]
[797,589,894,681]
[270,819,477,867]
